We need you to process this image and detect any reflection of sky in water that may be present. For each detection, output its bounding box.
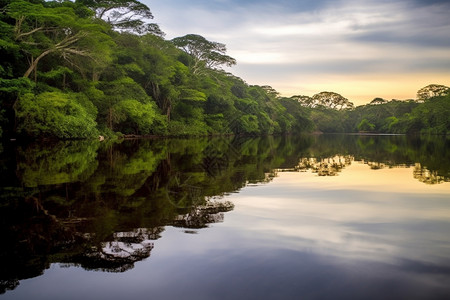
[5,162,450,300]
[231,171,450,262]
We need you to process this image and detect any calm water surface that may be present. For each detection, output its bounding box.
[1,135,449,299]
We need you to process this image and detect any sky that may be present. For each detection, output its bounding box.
[147,0,450,105]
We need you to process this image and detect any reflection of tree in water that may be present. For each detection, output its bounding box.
[69,200,234,273]
[293,156,353,176]
[2,135,449,294]
[70,228,161,273]
[0,196,234,293]
[413,163,448,185]
[309,134,449,184]
[366,161,411,170]
[165,173,204,209]
[0,196,79,294]
[366,161,387,170]
[171,200,234,229]
[16,141,99,187]
[363,161,448,185]
[282,149,448,185]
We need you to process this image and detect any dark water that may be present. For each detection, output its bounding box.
[1,134,449,299]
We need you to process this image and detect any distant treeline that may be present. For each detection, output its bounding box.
[294,94,450,135]
[0,0,448,140]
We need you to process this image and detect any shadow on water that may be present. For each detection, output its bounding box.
[0,134,448,293]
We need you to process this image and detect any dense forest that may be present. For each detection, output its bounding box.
[0,0,449,140]
[291,84,450,135]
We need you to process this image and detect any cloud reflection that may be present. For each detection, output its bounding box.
[230,165,450,268]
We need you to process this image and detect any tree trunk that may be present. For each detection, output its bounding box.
[108,107,113,129]
[23,48,55,78]
[165,100,171,122]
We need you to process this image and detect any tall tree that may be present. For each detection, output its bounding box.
[5,0,110,80]
[171,34,236,75]
[77,0,163,35]
[312,92,354,110]
[416,84,450,102]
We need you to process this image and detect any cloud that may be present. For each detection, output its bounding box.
[148,0,450,103]
[347,2,450,48]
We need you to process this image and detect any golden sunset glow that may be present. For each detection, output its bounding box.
[276,162,450,194]
[151,0,450,105]
[275,72,450,105]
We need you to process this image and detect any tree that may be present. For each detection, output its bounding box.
[15,91,99,138]
[406,94,450,134]
[416,84,450,102]
[171,34,236,75]
[260,85,280,99]
[291,95,315,107]
[5,0,110,80]
[96,76,151,130]
[357,119,376,132]
[370,98,387,105]
[77,0,163,35]
[291,92,354,110]
[312,92,354,110]
[1,0,319,139]
[279,97,313,133]
[113,99,158,134]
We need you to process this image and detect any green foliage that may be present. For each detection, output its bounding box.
[16,141,99,187]
[168,120,208,136]
[343,100,418,133]
[5,0,113,79]
[309,108,346,133]
[95,76,160,132]
[113,99,158,134]
[3,0,446,140]
[235,114,260,135]
[179,88,207,102]
[99,77,150,104]
[303,96,448,135]
[77,0,162,35]
[15,92,99,139]
[1,0,314,139]
[171,34,236,75]
[417,84,450,102]
[403,95,450,134]
[278,98,314,133]
[380,116,399,132]
[2,134,449,284]
[357,119,376,132]
[0,77,34,94]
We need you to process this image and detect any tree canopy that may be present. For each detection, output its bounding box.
[417,84,450,102]
[77,0,163,34]
[171,34,236,75]
[0,0,448,140]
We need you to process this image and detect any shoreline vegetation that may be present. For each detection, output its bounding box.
[0,0,449,142]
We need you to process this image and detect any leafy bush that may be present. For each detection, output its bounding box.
[357,119,376,132]
[15,92,98,139]
[113,99,158,134]
[168,120,209,136]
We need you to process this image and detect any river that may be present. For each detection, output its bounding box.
[1,134,449,299]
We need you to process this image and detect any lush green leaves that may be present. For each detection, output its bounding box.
[171,34,236,75]
[77,0,162,34]
[15,91,98,138]
[357,119,376,132]
[2,0,446,140]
